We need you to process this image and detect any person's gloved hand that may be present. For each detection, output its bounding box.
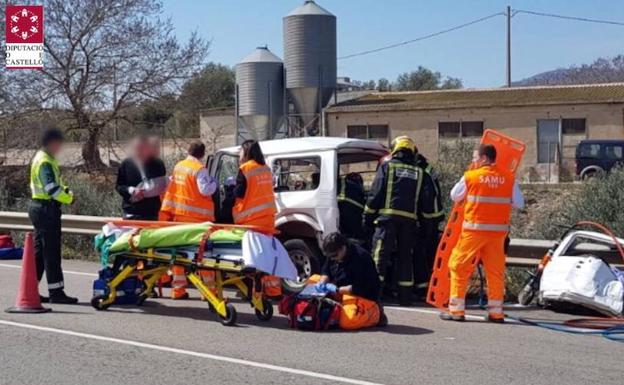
[314,282,337,293]
[324,283,337,293]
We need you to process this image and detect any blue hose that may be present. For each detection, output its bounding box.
[511,316,624,342]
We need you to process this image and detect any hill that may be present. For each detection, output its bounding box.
[514,55,624,86]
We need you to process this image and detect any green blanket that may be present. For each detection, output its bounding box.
[108,223,245,253]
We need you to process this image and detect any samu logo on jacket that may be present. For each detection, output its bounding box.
[478,175,506,189]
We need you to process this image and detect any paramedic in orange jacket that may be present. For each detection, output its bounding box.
[441,144,524,323]
[233,140,280,296]
[159,141,217,299]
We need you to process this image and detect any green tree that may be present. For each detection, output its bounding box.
[7,0,209,169]
[395,66,463,91]
[377,78,391,91]
[175,63,235,134]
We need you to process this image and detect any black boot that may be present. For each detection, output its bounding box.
[49,291,79,304]
[398,287,413,307]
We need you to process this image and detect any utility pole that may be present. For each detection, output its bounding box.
[506,5,512,87]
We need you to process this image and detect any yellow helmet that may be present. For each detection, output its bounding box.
[390,136,415,154]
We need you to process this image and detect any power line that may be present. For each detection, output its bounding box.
[514,9,624,27]
[338,12,505,60]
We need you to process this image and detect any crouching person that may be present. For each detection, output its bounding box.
[316,232,388,329]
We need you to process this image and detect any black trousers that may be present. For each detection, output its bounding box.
[413,218,442,286]
[28,200,65,294]
[371,217,416,287]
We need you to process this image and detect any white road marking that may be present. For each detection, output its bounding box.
[0,319,383,385]
[0,263,97,277]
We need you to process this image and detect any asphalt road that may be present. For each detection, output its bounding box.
[1,259,622,385]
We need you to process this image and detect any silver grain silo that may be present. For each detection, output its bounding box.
[235,46,285,142]
[283,0,336,136]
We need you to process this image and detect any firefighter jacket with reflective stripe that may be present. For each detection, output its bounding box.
[337,176,365,210]
[365,152,436,221]
[233,160,277,230]
[160,157,215,222]
[463,165,514,233]
[416,154,444,220]
[29,150,73,204]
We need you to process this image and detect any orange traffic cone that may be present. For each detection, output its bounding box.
[5,233,51,313]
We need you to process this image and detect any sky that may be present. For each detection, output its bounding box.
[161,0,624,88]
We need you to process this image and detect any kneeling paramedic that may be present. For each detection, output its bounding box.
[159,141,217,299]
[315,232,387,328]
[441,144,524,323]
[364,136,438,306]
[28,128,78,304]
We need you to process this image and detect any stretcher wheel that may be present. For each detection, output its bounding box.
[91,295,111,311]
[254,299,273,321]
[220,304,237,326]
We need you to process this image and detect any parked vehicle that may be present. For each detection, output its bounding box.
[208,137,388,280]
[576,140,624,179]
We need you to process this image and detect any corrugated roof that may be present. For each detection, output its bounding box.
[326,83,624,113]
[239,46,282,64]
[285,1,334,17]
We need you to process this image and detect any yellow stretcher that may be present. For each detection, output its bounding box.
[91,223,275,326]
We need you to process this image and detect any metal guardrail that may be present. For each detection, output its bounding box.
[0,211,118,235]
[2,210,621,267]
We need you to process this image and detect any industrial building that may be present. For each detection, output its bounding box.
[234,0,336,142]
[325,83,624,181]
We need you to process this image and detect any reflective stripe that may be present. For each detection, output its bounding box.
[373,239,382,266]
[466,195,512,204]
[243,166,272,179]
[161,199,214,217]
[337,177,365,209]
[462,221,510,232]
[448,297,465,312]
[48,281,64,289]
[488,300,503,314]
[422,210,444,219]
[398,281,414,287]
[338,196,364,209]
[232,200,276,222]
[50,188,62,198]
[378,208,416,220]
[174,165,198,176]
[44,182,58,193]
[364,206,377,214]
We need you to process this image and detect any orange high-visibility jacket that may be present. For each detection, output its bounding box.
[160,157,215,222]
[233,160,277,230]
[462,165,514,233]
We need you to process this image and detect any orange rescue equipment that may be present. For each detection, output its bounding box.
[233,160,277,231]
[160,157,215,222]
[426,129,525,311]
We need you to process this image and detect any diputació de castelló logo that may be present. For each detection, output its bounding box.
[5,5,45,69]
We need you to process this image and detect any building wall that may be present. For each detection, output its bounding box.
[326,103,624,181]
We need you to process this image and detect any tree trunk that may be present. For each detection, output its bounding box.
[81,126,105,170]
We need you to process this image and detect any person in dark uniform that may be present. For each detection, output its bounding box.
[364,136,438,306]
[316,232,387,326]
[115,136,167,220]
[413,148,445,296]
[337,172,365,240]
[28,128,78,304]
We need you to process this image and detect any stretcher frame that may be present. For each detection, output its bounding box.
[426,129,526,310]
[91,224,277,326]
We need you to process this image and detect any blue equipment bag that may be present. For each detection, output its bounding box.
[0,248,23,260]
[93,268,142,305]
